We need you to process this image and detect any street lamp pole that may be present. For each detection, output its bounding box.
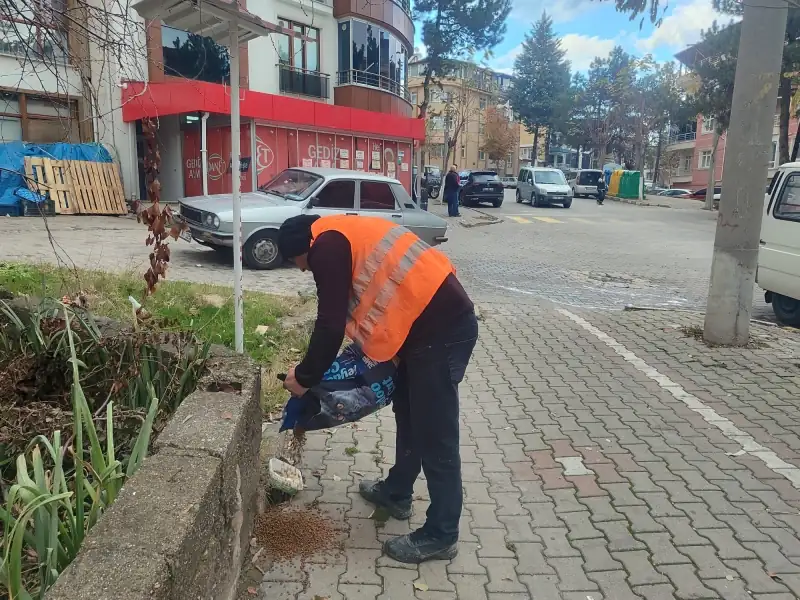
[230,21,244,353]
[703,0,788,345]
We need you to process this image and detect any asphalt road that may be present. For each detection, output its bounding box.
[0,191,775,321]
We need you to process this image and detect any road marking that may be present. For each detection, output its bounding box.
[556,308,800,490]
[508,216,532,224]
[571,218,595,225]
[533,216,563,224]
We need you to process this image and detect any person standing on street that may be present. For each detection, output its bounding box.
[278,213,478,564]
[444,164,461,217]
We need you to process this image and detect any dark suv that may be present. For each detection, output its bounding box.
[459,170,504,208]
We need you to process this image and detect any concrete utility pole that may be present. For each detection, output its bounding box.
[703,0,788,345]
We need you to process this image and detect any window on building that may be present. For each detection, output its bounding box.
[0,0,67,61]
[341,18,409,99]
[479,98,487,110]
[769,140,778,169]
[702,117,716,134]
[479,150,486,161]
[162,25,230,84]
[699,150,712,169]
[276,19,320,72]
[681,155,691,172]
[479,123,485,135]
[313,181,356,209]
[360,181,397,210]
[432,116,445,130]
[775,173,800,222]
[410,92,418,105]
[461,145,466,159]
[0,90,78,143]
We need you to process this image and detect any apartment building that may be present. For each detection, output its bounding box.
[665,28,791,191]
[408,60,520,175]
[0,0,424,200]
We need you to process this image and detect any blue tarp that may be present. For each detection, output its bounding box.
[0,142,113,216]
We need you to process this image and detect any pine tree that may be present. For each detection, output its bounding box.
[507,12,571,165]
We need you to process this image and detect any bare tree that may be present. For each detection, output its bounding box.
[482,106,517,174]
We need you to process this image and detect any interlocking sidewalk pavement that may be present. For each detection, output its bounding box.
[246,304,800,600]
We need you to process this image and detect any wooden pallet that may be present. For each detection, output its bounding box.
[24,157,126,215]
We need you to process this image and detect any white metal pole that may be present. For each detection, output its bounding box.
[230,22,244,354]
[201,111,210,196]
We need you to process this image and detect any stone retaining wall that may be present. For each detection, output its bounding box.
[46,347,262,600]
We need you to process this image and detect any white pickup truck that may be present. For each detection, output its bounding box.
[758,163,800,326]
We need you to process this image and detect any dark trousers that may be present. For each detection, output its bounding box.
[384,311,479,543]
[445,190,460,216]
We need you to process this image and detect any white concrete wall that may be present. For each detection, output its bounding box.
[247,0,337,102]
[158,115,184,202]
[0,55,82,96]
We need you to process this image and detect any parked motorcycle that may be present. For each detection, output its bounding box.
[597,181,607,205]
[427,184,440,200]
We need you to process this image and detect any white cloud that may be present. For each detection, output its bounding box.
[561,34,617,71]
[635,0,735,54]
[490,45,522,74]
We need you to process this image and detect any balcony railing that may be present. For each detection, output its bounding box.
[279,64,330,100]
[667,131,696,145]
[336,70,411,103]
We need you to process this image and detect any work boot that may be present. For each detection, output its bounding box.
[358,479,412,520]
[383,528,459,564]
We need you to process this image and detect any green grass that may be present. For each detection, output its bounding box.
[0,263,315,412]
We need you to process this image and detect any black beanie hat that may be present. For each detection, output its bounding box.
[278,214,321,259]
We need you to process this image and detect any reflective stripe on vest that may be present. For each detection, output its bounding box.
[350,234,429,342]
[349,225,407,315]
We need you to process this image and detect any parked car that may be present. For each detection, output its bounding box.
[459,171,470,186]
[567,169,604,198]
[423,165,442,199]
[178,168,449,270]
[501,175,518,189]
[657,188,692,197]
[758,163,800,325]
[459,170,505,208]
[517,166,573,208]
[681,187,721,201]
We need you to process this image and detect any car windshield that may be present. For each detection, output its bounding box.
[534,171,566,185]
[578,171,602,185]
[425,166,441,177]
[259,169,323,200]
[472,172,499,183]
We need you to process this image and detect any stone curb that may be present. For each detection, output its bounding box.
[46,342,262,600]
[458,206,503,228]
[607,195,673,209]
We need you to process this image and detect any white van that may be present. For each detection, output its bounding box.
[758,163,800,325]
[567,169,604,198]
[516,166,573,208]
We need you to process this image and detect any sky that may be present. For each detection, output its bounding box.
[414,0,737,74]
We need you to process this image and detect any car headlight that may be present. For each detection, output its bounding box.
[204,213,220,229]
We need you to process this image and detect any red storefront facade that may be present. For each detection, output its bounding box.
[121,80,424,196]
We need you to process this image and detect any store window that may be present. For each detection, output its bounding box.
[0,90,78,143]
[338,18,410,101]
[0,0,67,61]
[162,25,230,84]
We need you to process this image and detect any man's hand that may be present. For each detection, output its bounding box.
[283,366,309,397]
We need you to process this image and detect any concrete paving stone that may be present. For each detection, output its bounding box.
[580,495,626,523]
[724,560,791,594]
[765,574,800,598]
[515,480,552,504]
[528,451,559,470]
[559,510,604,540]
[492,492,529,516]
[468,421,500,438]
[677,545,734,580]
[550,439,578,457]
[505,461,539,482]
[613,550,669,587]
[537,527,581,558]
[476,437,504,455]
[602,482,646,507]
[572,537,623,573]
[659,479,702,504]
[375,567,418,600]
[481,453,511,473]
[637,532,692,565]
[485,472,521,494]
[616,504,666,533]
[261,558,307,582]
[546,488,585,514]
[511,542,555,575]
[623,471,666,494]
[498,515,540,542]
[464,483,495,505]
[577,445,612,465]
[586,570,641,600]
[596,519,646,552]
[468,504,503,529]
[764,527,800,558]
[446,541,486,575]
[480,558,527,593]
[418,561,457,592]
[700,529,757,560]
[259,581,303,600]
[474,528,516,558]
[525,502,562,527]
[656,516,712,547]
[633,583,678,599]
[517,433,550,452]
[548,556,598,592]
[674,502,725,531]
[376,553,417,570]
[447,574,489,600]
[339,549,382,585]
[518,574,561,599]
[742,542,800,574]
[638,492,687,518]
[345,518,382,549]
[658,564,720,599]
[319,480,354,505]
[299,564,346,600]
[569,474,608,498]
[339,585,384,600]
[498,444,528,463]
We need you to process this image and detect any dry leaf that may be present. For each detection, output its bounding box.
[413,580,429,592]
[221,411,234,420]
[247,587,258,595]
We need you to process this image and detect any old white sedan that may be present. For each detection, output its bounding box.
[177,168,449,269]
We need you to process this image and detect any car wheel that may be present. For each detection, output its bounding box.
[563,200,572,209]
[516,190,522,203]
[428,186,440,200]
[532,193,539,207]
[244,230,282,270]
[493,199,503,208]
[772,294,800,326]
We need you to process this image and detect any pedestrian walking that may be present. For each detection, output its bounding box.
[278,213,478,564]
[444,164,461,217]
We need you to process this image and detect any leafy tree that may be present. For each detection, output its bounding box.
[413,0,512,122]
[482,106,518,173]
[647,62,692,184]
[507,12,571,164]
[688,21,738,209]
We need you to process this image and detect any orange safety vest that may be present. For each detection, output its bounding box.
[311,214,456,362]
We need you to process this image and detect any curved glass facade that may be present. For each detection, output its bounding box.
[337,19,410,102]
